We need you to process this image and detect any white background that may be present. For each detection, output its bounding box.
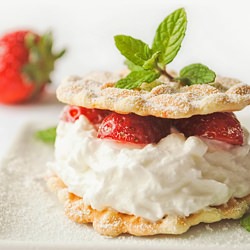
[0,0,249,83]
[0,0,250,159]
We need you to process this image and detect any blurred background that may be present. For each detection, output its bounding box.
[0,0,250,157]
[0,0,249,84]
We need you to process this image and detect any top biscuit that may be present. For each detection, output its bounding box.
[56,71,250,119]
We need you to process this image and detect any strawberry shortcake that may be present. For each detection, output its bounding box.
[47,71,250,236]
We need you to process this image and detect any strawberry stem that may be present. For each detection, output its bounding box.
[23,31,66,86]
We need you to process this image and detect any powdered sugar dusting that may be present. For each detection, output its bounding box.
[1,123,250,249]
[57,71,250,119]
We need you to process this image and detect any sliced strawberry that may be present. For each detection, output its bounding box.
[97,113,171,144]
[61,105,110,124]
[173,112,243,145]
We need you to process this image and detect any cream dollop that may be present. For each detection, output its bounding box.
[49,116,250,221]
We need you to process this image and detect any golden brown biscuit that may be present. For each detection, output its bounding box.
[46,173,250,237]
[56,71,250,118]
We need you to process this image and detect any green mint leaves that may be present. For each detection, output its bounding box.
[241,215,250,232]
[177,63,216,85]
[35,127,57,144]
[152,8,187,66]
[116,70,160,89]
[114,36,160,89]
[114,35,153,67]
[114,8,216,90]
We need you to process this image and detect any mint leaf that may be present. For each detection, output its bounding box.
[36,127,56,144]
[114,35,152,66]
[152,8,187,66]
[125,59,143,71]
[125,51,160,71]
[143,51,161,70]
[241,215,250,232]
[177,63,216,85]
[140,80,163,91]
[115,70,160,89]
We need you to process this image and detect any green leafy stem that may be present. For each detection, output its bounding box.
[114,8,216,90]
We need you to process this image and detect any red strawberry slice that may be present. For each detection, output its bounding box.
[97,113,171,144]
[61,105,110,124]
[173,112,243,145]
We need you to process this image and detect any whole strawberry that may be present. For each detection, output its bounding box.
[0,30,65,104]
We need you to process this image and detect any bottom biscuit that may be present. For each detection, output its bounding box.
[46,172,250,237]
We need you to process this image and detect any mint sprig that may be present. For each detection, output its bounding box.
[114,8,216,89]
[36,127,57,144]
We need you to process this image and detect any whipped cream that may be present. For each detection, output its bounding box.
[49,116,250,221]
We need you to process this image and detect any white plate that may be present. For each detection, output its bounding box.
[1,120,250,250]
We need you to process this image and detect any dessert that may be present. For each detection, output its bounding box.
[47,71,250,236]
[47,8,250,236]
